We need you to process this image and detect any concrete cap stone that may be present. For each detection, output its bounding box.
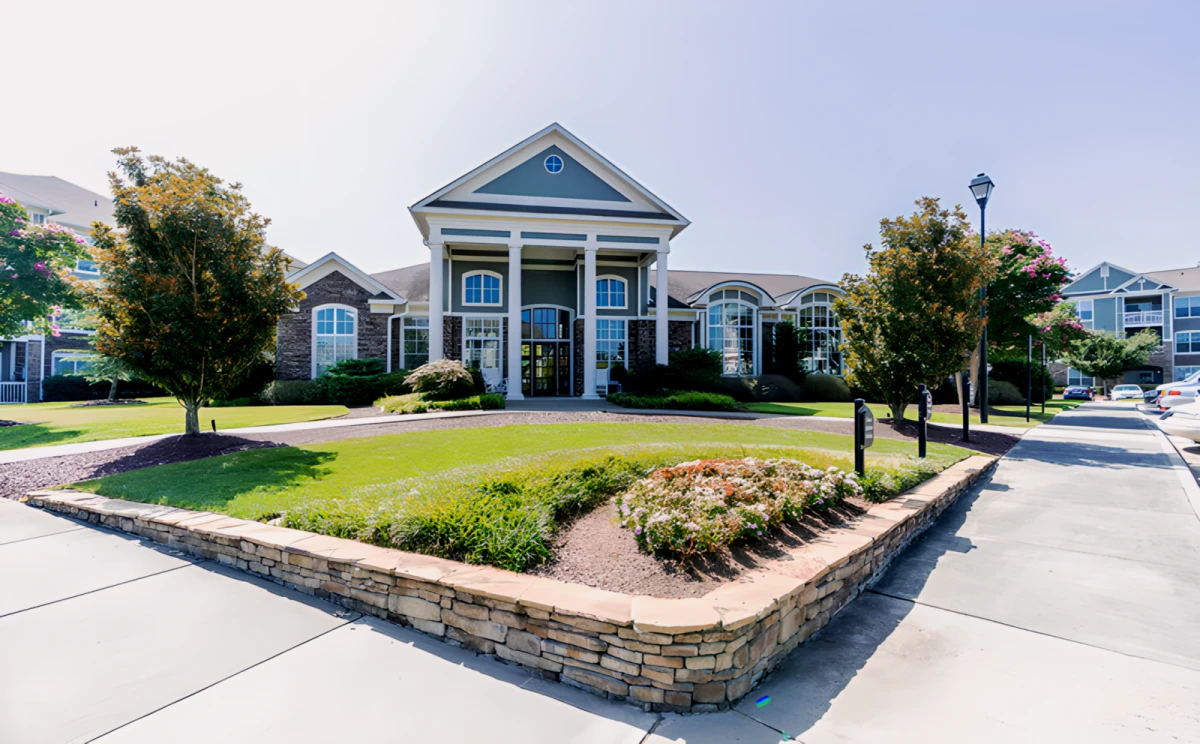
[517,577,633,625]
[632,596,722,634]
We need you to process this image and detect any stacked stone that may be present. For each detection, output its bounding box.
[26,456,992,713]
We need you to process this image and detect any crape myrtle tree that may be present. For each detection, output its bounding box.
[0,193,89,338]
[83,148,303,435]
[1063,329,1160,397]
[837,197,991,422]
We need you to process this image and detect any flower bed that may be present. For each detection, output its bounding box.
[615,458,861,559]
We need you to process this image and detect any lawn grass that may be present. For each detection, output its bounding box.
[72,421,972,522]
[745,399,1081,427]
[0,397,349,450]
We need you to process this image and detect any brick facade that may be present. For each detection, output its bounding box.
[444,316,463,363]
[276,271,389,380]
[573,319,585,395]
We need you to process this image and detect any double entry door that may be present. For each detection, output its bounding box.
[520,307,572,396]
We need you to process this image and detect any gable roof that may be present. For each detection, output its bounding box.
[1144,266,1200,294]
[0,172,114,231]
[372,262,429,303]
[287,252,405,302]
[1060,261,1141,296]
[410,123,688,232]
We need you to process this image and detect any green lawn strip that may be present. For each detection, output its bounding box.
[745,400,1080,427]
[72,422,971,522]
[0,397,349,450]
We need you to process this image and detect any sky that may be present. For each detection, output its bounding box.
[4,0,1198,281]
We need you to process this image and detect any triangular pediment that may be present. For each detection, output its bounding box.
[1114,274,1175,294]
[1061,262,1140,295]
[410,124,687,228]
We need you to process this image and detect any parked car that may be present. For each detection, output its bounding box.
[1144,388,1162,406]
[1110,384,1144,402]
[1157,401,1200,441]
[1159,382,1200,410]
[1151,369,1200,406]
[1062,386,1094,401]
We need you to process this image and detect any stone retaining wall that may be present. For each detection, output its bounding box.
[26,455,993,713]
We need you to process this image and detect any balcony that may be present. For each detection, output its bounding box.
[1124,310,1163,326]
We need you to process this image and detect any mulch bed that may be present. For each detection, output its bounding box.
[68,399,149,408]
[535,498,873,599]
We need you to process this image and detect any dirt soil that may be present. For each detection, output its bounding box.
[535,498,874,599]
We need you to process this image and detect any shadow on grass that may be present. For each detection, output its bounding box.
[80,435,338,513]
[0,424,86,451]
[745,403,826,416]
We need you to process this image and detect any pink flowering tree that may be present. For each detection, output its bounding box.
[0,193,89,338]
[983,229,1074,360]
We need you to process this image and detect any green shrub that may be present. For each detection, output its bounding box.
[987,379,1024,405]
[608,391,739,411]
[207,397,253,408]
[406,359,475,401]
[377,392,505,414]
[802,373,852,402]
[327,358,386,377]
[41,374,164,402]
[314,370,409,406]
[667,347,723,391]
[279,445,951,572]
[858,460,942,503]
[258,380,318,405]
[768,320,806,384]
[718,374,803,402]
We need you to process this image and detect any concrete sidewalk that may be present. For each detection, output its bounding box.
[3,401,1197,742]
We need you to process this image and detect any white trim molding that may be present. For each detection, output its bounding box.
[595,274,629,310]
[461,269,504,307]
[288,252,405,302]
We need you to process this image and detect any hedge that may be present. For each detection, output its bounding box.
[607,391,740,411]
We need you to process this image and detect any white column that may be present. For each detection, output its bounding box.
[582,246,599,399]
[655,247,669,365]
[428,243,444,362]
[507,243,524,400]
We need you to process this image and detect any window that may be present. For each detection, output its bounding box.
[1067,368,1094,387]
[75,259,99,274]
[464,317,502,369]
[1176,366,1200,382]
[1076,299,1094,329]
[314,305,356,377]
[30,213,46,225]
[463,271,502,306]
[1178,332,1200,354]
[798,295,843,375]
[544,154,564,173]
[597,319,626,370]
[521,308,571,340]
[51,352,94,376]
[1176,296,1200,318]
[403,317,429,370]
[708,302,754,375]
[596,277,627,309]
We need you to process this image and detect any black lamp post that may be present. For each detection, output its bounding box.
[970,173,995,423]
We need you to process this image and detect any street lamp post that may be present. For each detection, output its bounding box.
[970,173,995,423]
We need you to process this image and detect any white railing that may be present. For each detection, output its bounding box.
[0,381,27,404]
[1124,310,1163,326]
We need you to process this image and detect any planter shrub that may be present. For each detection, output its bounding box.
[989,360,1052,403]
[615,458,863,560]
[314,370,409,406]
[378,392,505,415]
[719,374,804,402]
[987,379,1025,405]
[42,374,164,402]
[407,359,475,401]
[801,373,852,402]
[608,391,739,411]
[258,380,318,405]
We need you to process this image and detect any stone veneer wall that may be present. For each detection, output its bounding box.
[43,333,92,378]
[276,271,388,380]
[573,318,584,395]
[629,320,696,375]
[27,456,992,713]
[24,339,42,402]
[443,316,463,364]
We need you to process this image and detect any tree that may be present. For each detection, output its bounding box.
[82,149,304,435]
[1062,329,1160,396]
[0,193,89,338]
[837,197,991,421]
[83,351,133,402]
[1027,301,1090,359]
[771,320,807,384]
[981,230,1074,360]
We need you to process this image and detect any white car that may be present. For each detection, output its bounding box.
[1159,382,1200,410]
[1157,401,1200,441]
[1110,384,1144,402]
[1152,369,1200,405]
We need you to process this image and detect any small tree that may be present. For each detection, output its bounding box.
[837,197,992,421]
[0,193,89,338]
[1062,329,1160,396]
[83,352,133,402]
[83,149,304,435]
[772,320,807,384]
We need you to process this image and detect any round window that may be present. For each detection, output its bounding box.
[544,155,564,174]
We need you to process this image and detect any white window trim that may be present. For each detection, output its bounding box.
[311,303,358,379]
[401,316,430,371]
[461,269,504,307]
[595,274,629,310]
[51,350,95,376]
[706,300,757,376]
[595,317,628,370]
[462,316,503,369]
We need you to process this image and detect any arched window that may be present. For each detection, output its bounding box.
[798,291,843,375]
[313,304,356,377]
[708,302,755,375]
[463,271,502,306]
[596,276,627,309]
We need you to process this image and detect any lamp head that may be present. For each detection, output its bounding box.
[969,173,994,207]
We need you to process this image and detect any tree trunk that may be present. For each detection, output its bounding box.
[107,378,119,402]
[889,399,906,422]
[183,401,201,436]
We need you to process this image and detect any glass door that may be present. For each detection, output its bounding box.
[521,307,573,396]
